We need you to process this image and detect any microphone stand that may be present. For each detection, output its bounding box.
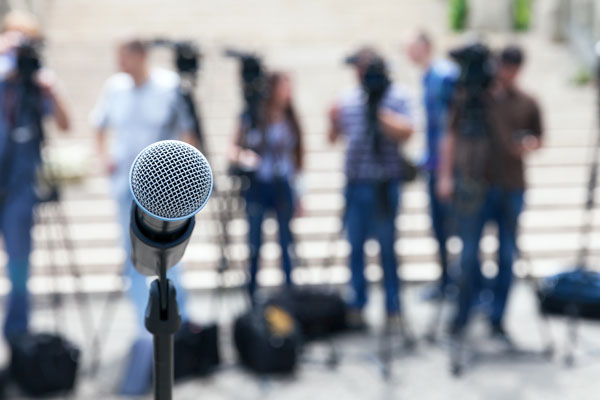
[145,253,182,400]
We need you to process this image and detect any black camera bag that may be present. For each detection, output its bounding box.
[10,333,80,397]
[234,305,301,374]
[174,321,220,380]
[267,288,347,341]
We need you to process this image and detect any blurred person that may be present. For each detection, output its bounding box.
[407,31,459,300]
[329,47,414,328]
[91,37,195,394]
[437,44,543,341]
[0,11,70,339]
[229,71,304,299]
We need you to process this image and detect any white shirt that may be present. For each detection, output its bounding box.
[91,68,193,197]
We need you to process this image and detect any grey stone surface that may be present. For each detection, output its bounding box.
[3,283,599,399]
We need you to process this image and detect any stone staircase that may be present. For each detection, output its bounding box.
[1,0,598,294]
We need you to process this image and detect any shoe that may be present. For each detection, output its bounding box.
[384,314,403,333]
[489,324,514,347]
[447,320,465,339]
[346,309,367,331]
[385,313,415,348]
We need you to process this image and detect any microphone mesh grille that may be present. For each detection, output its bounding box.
[130,140,213,220]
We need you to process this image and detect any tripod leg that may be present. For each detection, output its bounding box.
[379,328,392,380]
[88,275,125,377]
[425,296,445,343]
[565,310,578,367]
[46,201,103,375]
[449,332,465,377]
[37,204,63,334]
[326,338,340,369]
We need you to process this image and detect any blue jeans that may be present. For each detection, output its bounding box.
[428,173,451,288]
[0,182,36,338]
[245,178,295,297]
[115,190,188,334]
[345,180,401,314]
[453,186,524,329]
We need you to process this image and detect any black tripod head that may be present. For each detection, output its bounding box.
[224,48,267,129]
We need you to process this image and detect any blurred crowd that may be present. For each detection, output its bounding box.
[0,9,544,395]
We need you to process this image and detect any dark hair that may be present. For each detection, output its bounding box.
[258,72,304,170]
[500,45,524,66]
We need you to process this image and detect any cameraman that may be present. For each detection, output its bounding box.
[229,71,304,299]
[91,36,195,394]
[329,47,413,327]
[0,11,70,339]
[438,45,543,340]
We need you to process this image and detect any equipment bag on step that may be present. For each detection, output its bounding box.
[234,305,301,374]
[268,288,348,340]
[10,333,80,397]
[539,269,600,319]
[174,322,220,379]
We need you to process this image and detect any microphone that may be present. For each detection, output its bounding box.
[129,140,213,276]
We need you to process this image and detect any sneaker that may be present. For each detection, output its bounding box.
[385,314,415,348]
[489,324,514,347]
[346,309,367,331]
[447,320,466,339]
[384,314,403,333]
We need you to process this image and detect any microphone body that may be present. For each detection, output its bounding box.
[129,204,196,276]
[128,140,213,276]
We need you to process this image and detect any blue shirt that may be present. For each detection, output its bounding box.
[337,84,412,182]
[0,79,52,191]
[422,60,458,171]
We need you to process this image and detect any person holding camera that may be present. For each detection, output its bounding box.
[91,37,195,394]
[437,45,543,341]
[329,47,413,328]
[0,11,70,339]
[229,71,304,299]
[407,31,459,300]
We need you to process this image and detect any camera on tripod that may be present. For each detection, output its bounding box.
[151,38,201,77]
[448,42,497,212]
[224,49,267,129]
[345,50,392,154]
[449,42,495,139]
[15,39,42,84]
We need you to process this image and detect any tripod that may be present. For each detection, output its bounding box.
[549,50,600,367]
[440,143,553,377]
[34,177,98,371]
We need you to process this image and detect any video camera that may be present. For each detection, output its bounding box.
[151,38,201,77]
[346,51,391,153]
[449,42,495,138]
[15,39,42,84]
[224,49,266,129]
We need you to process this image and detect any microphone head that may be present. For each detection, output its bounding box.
[129,140,213,221]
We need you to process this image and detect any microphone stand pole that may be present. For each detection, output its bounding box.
[145,252,181,400]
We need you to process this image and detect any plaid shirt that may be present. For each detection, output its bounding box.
[337,84,412,182]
